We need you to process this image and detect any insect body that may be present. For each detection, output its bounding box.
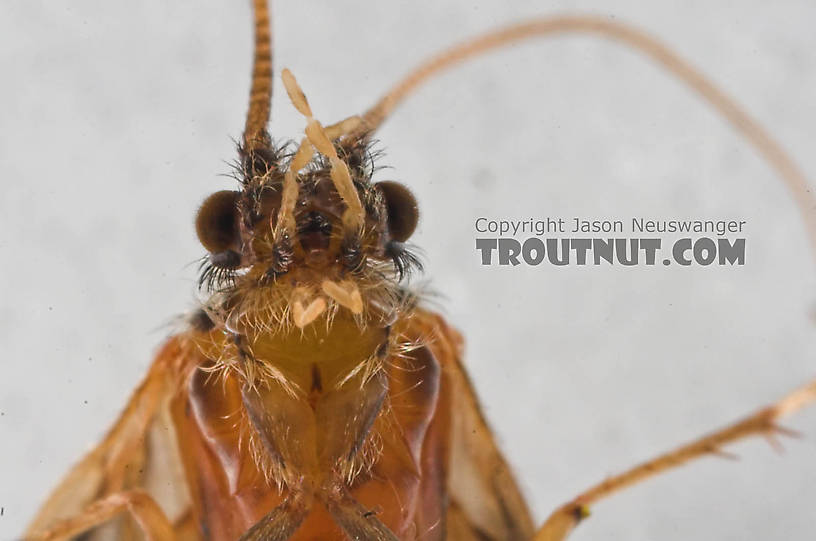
[24,1,532,538]
[20,1,816,540]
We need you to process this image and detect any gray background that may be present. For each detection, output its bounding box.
[2,1,815,539]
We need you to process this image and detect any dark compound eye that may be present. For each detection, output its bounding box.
[375,181,418,242]
[195,190,241,254]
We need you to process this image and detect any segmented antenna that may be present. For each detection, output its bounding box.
[336,16,816,262]
[243,0,273,151]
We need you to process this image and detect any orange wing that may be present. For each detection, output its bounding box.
[409,311,536,541]
[25,335,201,541]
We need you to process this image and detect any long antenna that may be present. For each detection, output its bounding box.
[345,16,816,262]
[243,0,273,151]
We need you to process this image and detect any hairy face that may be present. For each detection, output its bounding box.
[193,139,421,330]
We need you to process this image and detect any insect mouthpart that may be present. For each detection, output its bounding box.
[296,209,334,262]
[297,210,333,237]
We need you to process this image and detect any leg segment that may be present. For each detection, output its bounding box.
[534,379,816,541]
[26,490,175,541]
[238,493,313,541]
[238,359,397,539]
[321,483,400,541]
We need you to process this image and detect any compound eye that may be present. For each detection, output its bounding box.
[375,181,418,242]
[195,190,241,254]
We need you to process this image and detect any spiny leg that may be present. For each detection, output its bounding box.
[313,369,401,541]
[315,367,388,476]
[238,493,312,541]
[236,480,400,541]
[321,483,400,541]
[533,379,816,541]
[25,490,175,541]
[239,348,399,540]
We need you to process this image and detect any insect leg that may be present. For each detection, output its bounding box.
[241,380,319,485]
[314,367,388,474]
[25,489,175,541]
[237,492,312,541]
[313,368,402,540]
[26,339,189,539]
[532,379,816,541]
[320,483,400,541]
[238,382,320,539]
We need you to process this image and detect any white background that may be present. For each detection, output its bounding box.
[2,1,816,540]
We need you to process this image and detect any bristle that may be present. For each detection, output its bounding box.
[385,241,423,281]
